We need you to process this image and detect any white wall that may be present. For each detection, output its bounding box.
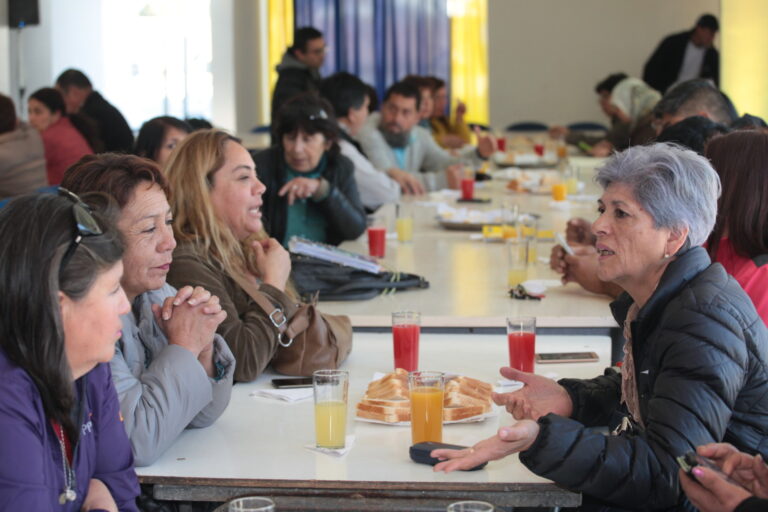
[488,0,720,129]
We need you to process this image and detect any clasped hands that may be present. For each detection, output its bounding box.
[431,367,573,472]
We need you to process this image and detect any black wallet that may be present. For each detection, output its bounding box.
[409,442,488,471]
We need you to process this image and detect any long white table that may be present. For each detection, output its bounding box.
[138,332,612,510]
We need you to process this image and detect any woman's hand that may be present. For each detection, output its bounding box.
[278,177,322,205]
[159,285,220,321]
[82,478,118,512]
[252,238,291,292]
[679,466,752,512]
[153,295,227,358]
[698,444,768,499]
[432,420,540,473]
[492,367,573,420]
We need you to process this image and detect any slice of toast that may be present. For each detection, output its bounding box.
[443,405,486,421]
[356,400,410,422]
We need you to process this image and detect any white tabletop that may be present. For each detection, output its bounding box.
[320,157,617,330]
[138,332,609,507]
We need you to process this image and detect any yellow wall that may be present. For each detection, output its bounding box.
[721,0,768,119]
[450,0,489,126]
[268,0,294,98]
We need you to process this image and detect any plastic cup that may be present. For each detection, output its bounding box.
[460,178,475,200]
[228,497,275,512]
[447,502,495,512]
[392,311,420,371]
[313,370,349,449]
[409,371,444,444]
[367,226,386,258]
[551,183,567,201]
[507,317,536,373]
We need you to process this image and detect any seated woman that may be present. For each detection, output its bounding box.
[0,191,139,509]
[28,87,98,185]
[252,93,366,246]
[164,130,297,382]
[705,131,768,323]
[134,116,192,168]
[61,154,235,467]
[0,93,47,199]
[433,144,768,510]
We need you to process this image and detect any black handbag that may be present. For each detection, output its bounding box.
[290,253,429,301]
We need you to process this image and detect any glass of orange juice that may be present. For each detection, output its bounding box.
[408,371,444,444]
[551,183,567,202]
[313,370,349,449]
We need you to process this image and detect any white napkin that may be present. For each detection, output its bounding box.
[549,200,571,210]
[250,387,313,403]
[304,435,355,457]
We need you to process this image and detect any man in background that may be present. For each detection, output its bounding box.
[643,14,719,94]
[356,81,494,192]
[55,68,133,153]
[652,78,737,134]
[271,27,326,123]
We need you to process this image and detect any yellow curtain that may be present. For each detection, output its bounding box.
[721,0,768,120]
[268,0,294,98]
[449,0,489,126]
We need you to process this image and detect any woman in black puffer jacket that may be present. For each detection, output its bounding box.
[433,143,768,511]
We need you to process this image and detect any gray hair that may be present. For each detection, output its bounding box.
[595,143,721,248]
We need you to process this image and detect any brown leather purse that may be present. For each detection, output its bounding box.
[244,285,353,377]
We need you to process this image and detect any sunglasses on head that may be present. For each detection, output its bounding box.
[58,188,103,272]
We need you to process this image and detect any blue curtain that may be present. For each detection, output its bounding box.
[294,0,450,103]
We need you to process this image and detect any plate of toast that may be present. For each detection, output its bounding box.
[355,369,496,425]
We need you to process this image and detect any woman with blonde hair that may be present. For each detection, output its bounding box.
[164,129,300,381]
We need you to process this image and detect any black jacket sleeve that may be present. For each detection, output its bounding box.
[558,368,622,427]
[643,32,687,94]
[735,497,768,512]
[316,155,367,245]
[520,303,751,510]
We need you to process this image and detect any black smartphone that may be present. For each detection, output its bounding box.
[409,442,488,471]
[271,377,313,389]
[456,198,492,204]
[676,451,735,484]
[536,352,599,364]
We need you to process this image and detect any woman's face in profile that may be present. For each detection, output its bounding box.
[592,182,673,286]
[116,182,176,300]
[27,98,60,132]
[156,127,189,167]
[282,129,330,172]
[60,261,130,378]
[209,141,266,241]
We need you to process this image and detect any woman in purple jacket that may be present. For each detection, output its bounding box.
[0,191,139,510]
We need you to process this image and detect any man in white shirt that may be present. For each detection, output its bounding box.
[643,14,719,94]
[356,81,495,192]
[319,72,415,209]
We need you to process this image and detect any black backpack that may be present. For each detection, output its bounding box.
[290,253,429,301]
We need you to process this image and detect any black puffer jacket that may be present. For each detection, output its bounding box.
[519,247,768,510]
[252,146,366,246]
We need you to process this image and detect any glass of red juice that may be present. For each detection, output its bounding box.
[496,136,507,152]
[533,143,545,157]
[460,178,475,200]
[506,316,536,373]
[367,226,387,258]
[392,311,420,372]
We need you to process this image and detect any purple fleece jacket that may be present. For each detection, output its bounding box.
[0,348,139,511]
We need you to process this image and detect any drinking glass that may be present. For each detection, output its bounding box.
[392,311,420,371]
[228,497,275,512]
[506,238,530,287]
[507,316,536,373]
[313,370,349,449]
[409,371,445,444]
[447,501,495,512]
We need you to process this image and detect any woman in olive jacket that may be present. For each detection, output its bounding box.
[433,143,768,511]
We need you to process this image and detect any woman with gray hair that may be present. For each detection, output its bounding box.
[433,143,768,511]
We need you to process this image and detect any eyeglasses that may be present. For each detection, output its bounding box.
[58,188,103,271]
